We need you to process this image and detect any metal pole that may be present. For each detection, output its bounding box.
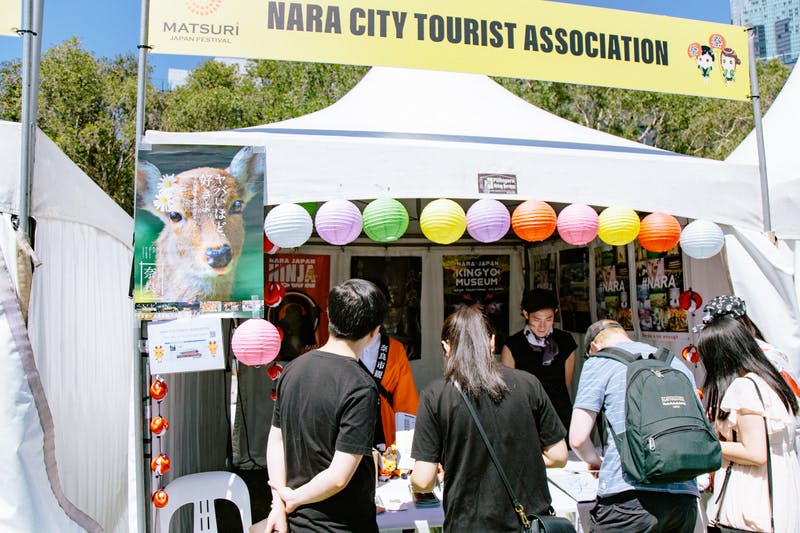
[133,1,151,531]
[18,0,35,237]
[747,27,772,233]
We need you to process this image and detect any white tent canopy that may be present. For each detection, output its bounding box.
[145,66,782,233]
[0,121,134,532]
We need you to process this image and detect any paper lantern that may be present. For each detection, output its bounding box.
[315,199,363,245]
[263,235,281,255]
[152,490,169,509]
[638,212,682,252]
[597,206,640,246]
[466,199,510,243]
[264,204,313,249]
[151,453,171,476]
[299,202,318,217]
[557,204,599,246]
[362,198,409,243]
[231,319,281,366]
[511,200,557,242]
[149,377,168,401]
[680,219,724,259]
[420,199,466,245]
[150,416,169,436]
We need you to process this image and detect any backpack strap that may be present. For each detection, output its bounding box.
[651,347,675,364]
[593,346,641,366]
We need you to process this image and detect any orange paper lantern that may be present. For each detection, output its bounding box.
[511,201,557,242]
[638,212,682,252]
[152,489,169,508]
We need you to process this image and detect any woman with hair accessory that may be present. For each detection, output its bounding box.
[410,306,568,532]
[501,288,577,433]
[698,316,800,532]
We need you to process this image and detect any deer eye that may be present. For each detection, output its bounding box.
[167,211,183,223]
[230,200,244,214]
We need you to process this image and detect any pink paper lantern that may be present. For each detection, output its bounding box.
[315,199,363,245]
[466,199,510,243]
[231,319,281,366]
[557,204,599,246]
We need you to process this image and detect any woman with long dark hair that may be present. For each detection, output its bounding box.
[410,306,568,532]
[698,316,800,532]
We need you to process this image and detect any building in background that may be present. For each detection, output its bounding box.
[730,0,799,64]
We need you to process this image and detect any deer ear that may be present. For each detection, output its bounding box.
[136,159,165,216]
[227,146,265,203]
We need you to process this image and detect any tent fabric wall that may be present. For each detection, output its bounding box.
[0,122,135,532]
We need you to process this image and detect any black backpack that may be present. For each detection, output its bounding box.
[595,346,721,484]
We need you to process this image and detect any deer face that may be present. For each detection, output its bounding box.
[137,146,264,301]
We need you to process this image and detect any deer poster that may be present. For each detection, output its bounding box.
[134,144,265,320]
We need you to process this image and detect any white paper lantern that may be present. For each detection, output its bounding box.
[264,203,313,248]
[680,219,724,259]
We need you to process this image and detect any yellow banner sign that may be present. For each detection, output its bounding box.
[148,0,751,100]
[0,0,22,36]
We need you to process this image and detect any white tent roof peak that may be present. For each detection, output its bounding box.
[248,66,663,153]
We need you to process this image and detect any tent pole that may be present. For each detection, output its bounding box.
[133,1,151,531]
[746,27,772,234]
[18,0,43,238]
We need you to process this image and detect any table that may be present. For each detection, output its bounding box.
[376,460,598,532]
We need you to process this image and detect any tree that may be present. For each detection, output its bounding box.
[0,37,161,214]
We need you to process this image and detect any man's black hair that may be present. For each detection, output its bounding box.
[327,279,387,340]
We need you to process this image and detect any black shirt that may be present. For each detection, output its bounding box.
[272,349,378,532]
[504,328,577,431]
[411,367,566,532]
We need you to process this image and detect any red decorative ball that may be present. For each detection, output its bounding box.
[511,200,557,242]
[150,378,168,401]
[270,389,278,401]
[638,212,682,253]
[150,416,169,435]
[266,363,284,381]
[151,453,171,476]
[682,345,699,364]
[152,489,169,508]
[265,282,286,308]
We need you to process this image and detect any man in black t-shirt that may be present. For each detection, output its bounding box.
[253,279,387,533]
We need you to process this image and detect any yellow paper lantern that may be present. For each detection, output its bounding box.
[598,206,640,246]
[420,199,466,245]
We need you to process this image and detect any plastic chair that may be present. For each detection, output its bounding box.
[157,471,252,533]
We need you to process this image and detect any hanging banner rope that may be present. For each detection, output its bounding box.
[147,0,750,100]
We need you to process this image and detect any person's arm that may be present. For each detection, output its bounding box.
[569,408,603,469]
[720,412,768,466]
[500,345,516,368]
[564,351,576,390]
[270,450,363,513]
[262,426,288,533]
[410,460,439,492]
[542,439,568,468]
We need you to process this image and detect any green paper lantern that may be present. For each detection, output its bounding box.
[362,198,409,243]
[299,202,318,217]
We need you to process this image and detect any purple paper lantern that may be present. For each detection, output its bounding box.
[466,199,510,243]
[315,199,363,245]
[231,319,281,366]
[557,204,599,246]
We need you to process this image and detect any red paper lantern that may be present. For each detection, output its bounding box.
[511,200,557,242]
[150,416,169,435]
[267,363,284,381]
[151,453,171,476]
[638,212,682,252]
[231,319,281,366]
[265,281,286,308]
[152,489,169,508]
[150,377,168,401]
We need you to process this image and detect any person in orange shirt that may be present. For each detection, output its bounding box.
[359,329,419,447]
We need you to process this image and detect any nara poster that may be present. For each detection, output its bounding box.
[635,244,687,333]
[530,251,558,291]
[442,255,510,353]
[594,245,633,330]
[266,254,331,360]
[351,256,422,360]
[558,248,591,333]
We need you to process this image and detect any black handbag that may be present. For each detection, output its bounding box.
[457,385,576,533]
[707,377,774,533]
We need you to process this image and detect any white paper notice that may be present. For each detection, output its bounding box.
[147,316,225,374]
[395,412,416,471]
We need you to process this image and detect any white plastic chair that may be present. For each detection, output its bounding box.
[157,471,252,533]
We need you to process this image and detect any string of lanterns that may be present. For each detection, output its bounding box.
[149,376,171,510]
[263,199,725,259]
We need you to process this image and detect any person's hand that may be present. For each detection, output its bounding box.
[250,511,287,533]
[268,481,299,513]
[587,462,601,479]
[436,464,445,485]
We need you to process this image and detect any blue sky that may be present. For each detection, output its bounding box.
[1,0,733,88]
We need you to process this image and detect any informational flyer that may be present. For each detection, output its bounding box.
[558,248,591,333]
[147,316,225,374]
[530,251,558,291]
[634,243,687,333]
[594,245,633,330]
[442,255,510,352]
[351,256,422,360]
[266,254,330,361]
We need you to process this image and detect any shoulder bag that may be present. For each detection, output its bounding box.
[707,376,774,533]
[457,385,576,533]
